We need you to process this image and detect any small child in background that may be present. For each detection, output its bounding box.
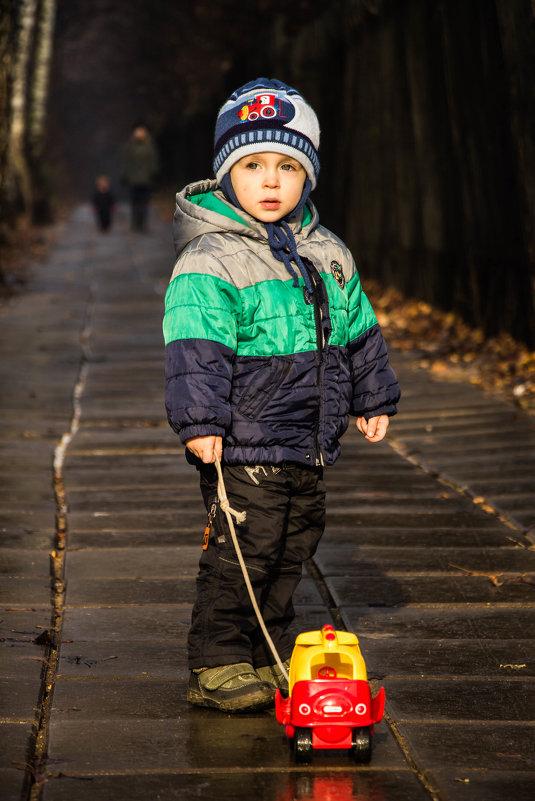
[92,174,115,232]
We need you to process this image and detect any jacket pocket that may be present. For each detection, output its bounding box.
[237,355,293,419]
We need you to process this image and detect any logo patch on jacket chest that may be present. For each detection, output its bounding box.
[330,261,346,289]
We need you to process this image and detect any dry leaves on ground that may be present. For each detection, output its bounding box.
[366,280,535,416]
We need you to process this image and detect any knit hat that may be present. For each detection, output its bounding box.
[213,78,320,188]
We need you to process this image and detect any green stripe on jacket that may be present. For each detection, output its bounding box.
[163,270,377,356]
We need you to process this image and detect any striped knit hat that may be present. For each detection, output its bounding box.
[213,78,320,189]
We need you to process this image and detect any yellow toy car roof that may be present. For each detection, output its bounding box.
[289,626,368,690]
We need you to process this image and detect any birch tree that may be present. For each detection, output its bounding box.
[6,0,38,215]
[28,0,57,221]
[28,0,56,156]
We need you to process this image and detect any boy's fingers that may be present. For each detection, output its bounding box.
[367,422,378,439]
[202,436,217,463]
[366,415,389,442]
[355,417,367,436]
[356,415,389,442]
[186,435,222,463]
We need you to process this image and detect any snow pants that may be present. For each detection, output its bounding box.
[187,463,326,670]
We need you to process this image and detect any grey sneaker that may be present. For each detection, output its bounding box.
[256,659,291,693]
[187,662,275,712]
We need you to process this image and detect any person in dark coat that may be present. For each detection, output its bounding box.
[122,124,159,231]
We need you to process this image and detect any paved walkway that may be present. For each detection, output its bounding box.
[1,203,534,801]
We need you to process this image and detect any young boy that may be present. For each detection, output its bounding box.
[163,78,400,713]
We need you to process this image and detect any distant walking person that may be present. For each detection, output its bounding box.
[91,174,115,232]
[122,124,159,231]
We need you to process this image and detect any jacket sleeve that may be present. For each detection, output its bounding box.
[346,267,400,419]
[163,259,239,443]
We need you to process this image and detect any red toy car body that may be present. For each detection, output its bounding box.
[275,625,385,762]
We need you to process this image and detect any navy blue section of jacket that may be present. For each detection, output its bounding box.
[165,319,399,468]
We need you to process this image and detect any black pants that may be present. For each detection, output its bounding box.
[129,185,150,230]
[187,463,325,670]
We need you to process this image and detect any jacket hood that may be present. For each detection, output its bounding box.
[173,178,318,258]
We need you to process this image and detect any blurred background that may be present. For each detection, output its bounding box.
[1,0,534,353]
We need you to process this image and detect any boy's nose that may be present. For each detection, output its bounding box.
[263,169,279,188]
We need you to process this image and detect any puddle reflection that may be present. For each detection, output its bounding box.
[278,772,387,801]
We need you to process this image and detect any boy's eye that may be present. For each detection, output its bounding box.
[281,163,296,171]
[245,161,260,170]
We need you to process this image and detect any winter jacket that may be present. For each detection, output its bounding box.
[163,179,400,467]
[122,136,159,186]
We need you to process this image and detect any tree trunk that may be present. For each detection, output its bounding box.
[28,0,57,222]
[6,0,38,217]
[0,1,18,226]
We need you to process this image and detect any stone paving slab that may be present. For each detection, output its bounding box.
[58,604,330,643]
[0,725,32,797]
[342,605,535,638]
[45,714,403,774]
[383,678,535,720]
[328,575,534,605]
[315,545,535,574]
[0,678,42,721]
[0,578,52,606]
[0,551,52,577]
[62,529,202,549]
[359,638,535,678]
[61,574,323,607]
[60,605,192,642]
[64,487,202,512]
[427,772,535,801]
[64,509,199,534]
[41,770,433,801]
[58,640,189,679]
[326,509,506,529]
[64,546,201,577]
[321,526,513,548]
[395,722,535,771]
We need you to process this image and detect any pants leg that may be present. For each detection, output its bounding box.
[250,466,326,667]
[130,185,150,230]
[187,464,325,670]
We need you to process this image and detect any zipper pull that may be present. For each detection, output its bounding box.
[202,503,217,550]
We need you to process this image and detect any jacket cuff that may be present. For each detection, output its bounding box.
[361,404,398,421]
[178,424,225,445]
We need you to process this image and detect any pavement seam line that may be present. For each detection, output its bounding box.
[28,285,93,799]
[387,435,528,538]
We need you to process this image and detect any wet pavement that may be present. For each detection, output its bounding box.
[1,203,534,801]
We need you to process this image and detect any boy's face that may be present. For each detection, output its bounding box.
[229,152,307,222]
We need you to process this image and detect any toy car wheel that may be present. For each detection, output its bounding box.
[351,726,372,763]
[294,727,313,763]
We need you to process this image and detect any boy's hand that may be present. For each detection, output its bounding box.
[356,415,389,443]
[186,435,223,463]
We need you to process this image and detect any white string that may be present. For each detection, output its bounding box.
[214,455,290,684]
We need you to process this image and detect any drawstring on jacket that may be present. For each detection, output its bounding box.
[264,219,314,295]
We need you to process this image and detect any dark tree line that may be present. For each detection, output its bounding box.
[288,0,535,346]
[2,0,534,347]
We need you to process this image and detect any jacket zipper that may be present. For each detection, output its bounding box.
[302,259,330,467]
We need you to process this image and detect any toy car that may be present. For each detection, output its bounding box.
[275,625,385,763]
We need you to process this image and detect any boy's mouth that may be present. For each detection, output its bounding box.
[260,199,281,210]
